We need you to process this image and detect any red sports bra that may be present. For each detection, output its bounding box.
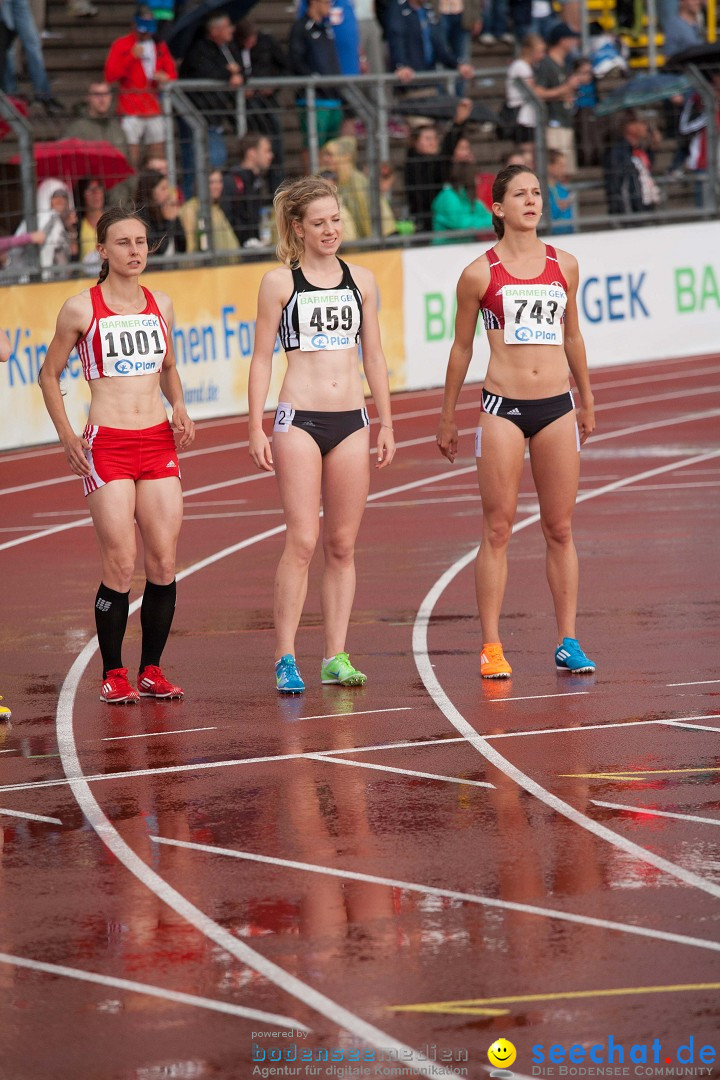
[77,284,169,381]
[479,245,568,345]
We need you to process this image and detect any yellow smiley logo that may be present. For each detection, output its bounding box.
[488,1039,517,1069]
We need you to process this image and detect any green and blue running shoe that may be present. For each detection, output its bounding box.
[321,652,367,686]
[275,654,305,694]
[555,637,596,674]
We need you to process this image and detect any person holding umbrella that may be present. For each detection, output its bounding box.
[39,205,195,704]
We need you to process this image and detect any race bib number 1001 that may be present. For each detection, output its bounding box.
[297,290,361,352]
[501,284,566,346]
[99,313,166,377]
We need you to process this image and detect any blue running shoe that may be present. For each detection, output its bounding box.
[555,637,596,674]
[275,654,305,693]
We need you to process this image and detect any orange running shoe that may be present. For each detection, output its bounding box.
[480,642,512,679]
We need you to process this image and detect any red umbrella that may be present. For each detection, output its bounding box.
[10,138,135,189]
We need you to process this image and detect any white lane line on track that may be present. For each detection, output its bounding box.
[149,836,720,955]
[299,707,411,720]
[489,691,589,703]
[3,716,715,798]
[414,448,720,903]
[0,951,307,1028]
[0,806,62,824]
[101,726,217,742]
[303,753,494,788]
[3,405,720,551]
[660,720,720,734]
[667,679,720,687]
[592,801,720,828]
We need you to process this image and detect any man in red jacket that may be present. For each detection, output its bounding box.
[104,5,177,167]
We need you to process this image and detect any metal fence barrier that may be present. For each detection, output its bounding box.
[1,63,718,284]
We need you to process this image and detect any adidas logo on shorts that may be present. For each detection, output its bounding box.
[508,408,521,415]
[166,460,176,468]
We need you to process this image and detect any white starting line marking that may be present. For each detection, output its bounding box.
[0,951,307,1028]
[592,801,720,828]
[298,707,412,721]
[149,835,720,955]
[304,753,494,788]
[101,725,218,743]
[667,679,720,688]
[0,806,62,824]
[489,691,590,703]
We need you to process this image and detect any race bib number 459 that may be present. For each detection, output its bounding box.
[297,290,361,352]
[501,283,566,346]
[99,313,166,376]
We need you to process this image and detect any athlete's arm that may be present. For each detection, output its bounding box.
[0,329,10,363]
[156,292,195,450]
[354,265,395,470]
[248,270,286,472]
[437,259,488,462]
[559,251,595,444]
[39,295,93,477]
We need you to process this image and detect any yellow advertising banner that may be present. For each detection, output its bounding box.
[0,250,405,451]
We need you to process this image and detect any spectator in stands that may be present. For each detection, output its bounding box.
[378,159,402,234]
[298,0,362,74]
[135,168,187,255]
[320,134,373,236]
[546,147,575,232]
[533,22,583,173]
[104,5,177,168]
[663,0,705,59]
[76,177,106,264]
[68,0,98,16]
[504,32,545,157]
[179,12,242,170]
[66,81,130,154]
[603,110,661,219]
[0,226,45,267]
[572,55,601,167]
[220,131,274,247]
[180,168,240,253]
[431,159,492,241]
[354,0,386,73]
[289,0,345,148]
[1,0,63,114]
[386,0,474,89]
[0,3,14,89]
[403,122,445,231]
[480,0,512,44]
[678,70,720,202]
[438,94,475,176]
[235,19,287,193]
[39,188,78,268]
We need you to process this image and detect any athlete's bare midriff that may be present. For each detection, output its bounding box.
[483,330,572,400]
[87,373,170,429]
[279,347,367,412]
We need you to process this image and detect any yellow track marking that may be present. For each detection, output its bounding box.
[560,767,720,780]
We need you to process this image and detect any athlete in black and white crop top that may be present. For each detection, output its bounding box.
[278,258,363,353]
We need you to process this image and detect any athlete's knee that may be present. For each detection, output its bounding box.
[103,551,136,591]
[483,517,513,549]
[323,530,355,564]
[542,517,573,546]
[285,529,319,566]
[144,553,176,584]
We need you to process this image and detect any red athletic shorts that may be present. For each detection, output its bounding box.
[82,421,181,498]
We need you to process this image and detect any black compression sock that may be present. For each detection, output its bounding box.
[95,583,130,678]
[139,579,177,672]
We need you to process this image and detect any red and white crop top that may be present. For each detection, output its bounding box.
[77,284,169,381]
[479,245,568,346]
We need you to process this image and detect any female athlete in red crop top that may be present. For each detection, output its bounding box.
[437,164,596,679]
[39,207,195,705]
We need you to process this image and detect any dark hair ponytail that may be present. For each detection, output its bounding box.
[95,204,149,285]
[491,163,538,240]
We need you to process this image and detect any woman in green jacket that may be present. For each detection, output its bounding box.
[431,161,493,243]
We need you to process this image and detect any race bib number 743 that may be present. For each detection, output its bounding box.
[99,313,166,376]
[501,283,566,346]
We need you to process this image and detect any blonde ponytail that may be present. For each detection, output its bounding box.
[274,176,339,267]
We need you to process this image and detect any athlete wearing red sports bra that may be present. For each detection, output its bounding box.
[40,207,195,706]
[437,164,596,679]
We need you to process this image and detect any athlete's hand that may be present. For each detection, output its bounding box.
[63,433,91,477]
[172,406,195,449]
[376,426,396,469]
[249,428,274,472]
[576,402,595,444]
[436,418,458,462]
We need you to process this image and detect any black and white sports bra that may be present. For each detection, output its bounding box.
[278,258,363,353]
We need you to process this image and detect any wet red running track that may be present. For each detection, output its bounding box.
[1,354,720,1080]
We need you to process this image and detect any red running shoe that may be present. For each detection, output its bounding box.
[101,667,140,704]
[138,665,184,699]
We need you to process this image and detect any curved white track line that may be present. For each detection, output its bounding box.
[413,449,720,902]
